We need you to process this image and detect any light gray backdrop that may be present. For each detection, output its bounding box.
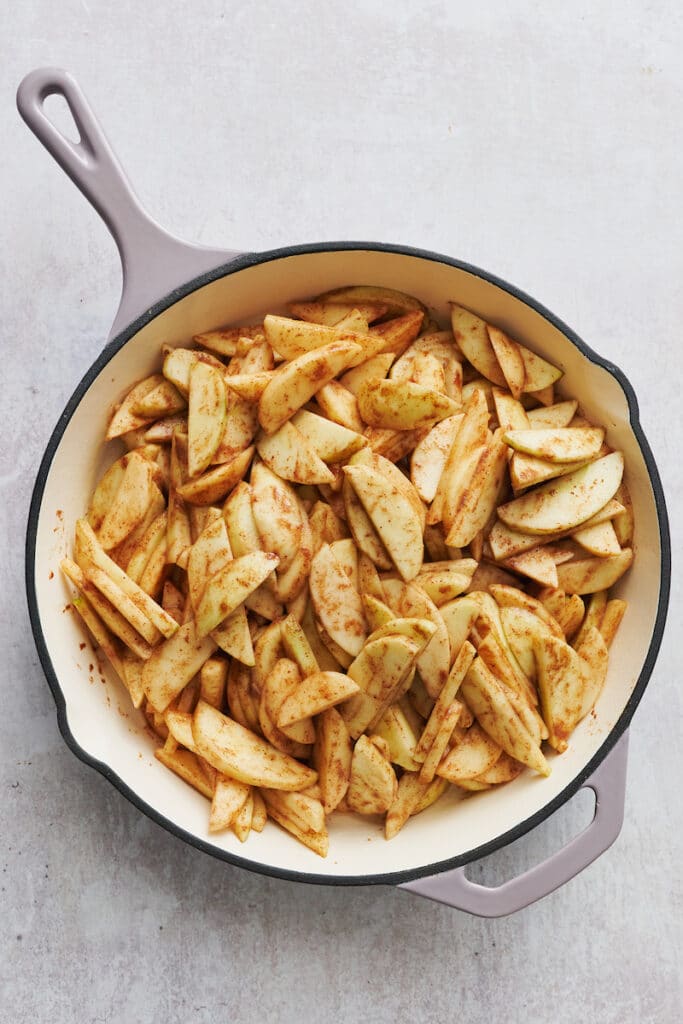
[1,2,681,1022]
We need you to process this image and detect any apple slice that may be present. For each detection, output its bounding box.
[414,640,476,763]
[193,324,263,358]
[519,346,563,393]
[278,671,360,728]
[312,707,353,814]
[162,347,224,397]
[367,310,425,357]
[450,304,506,386]
[258,340,362,433]
[186,362,227,478]
[527,400,578,428]
[187,517,232,611]
[342,477,393,570]
[533,633,591,752]
[97,452,156,550]
[509,451,589,492]
[315,284,425,318]
[487,326,526,398]
[503,546,559,588]
[195,551,280,637]
[357,378,458,430]
[346,736,398,815]
[503,427,605,464]
[429,388,489,527]
[437,723,502,782]
[492,387,529,432]
[343,464,423,582]
[342,634,421,737]
[288,300,388,325]
[290,409,366,462]
[106,375,166,439]
[256,422,335,485]
[382,580,450,701]
[339,353,393,397]
[445,432,508,547]
[575,626,610,718]
[193,700,317,790]
[263,314,368,360]
[309,543,368,658]
[314,380,365,432]
[410,415,463,503]
[260,789,328,856]
[461,659,550,775]
[142,622,217,711]
[133,379,186,419]
[572,519,621,556]
[177,446,253,505]
[250,462,303,572]
[497,452,624,535]
[555,548,633,594]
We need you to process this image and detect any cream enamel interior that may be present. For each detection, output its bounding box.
[32,249,662,879]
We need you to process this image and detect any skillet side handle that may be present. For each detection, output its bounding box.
[17,67,241,341]
[399,732,629,918]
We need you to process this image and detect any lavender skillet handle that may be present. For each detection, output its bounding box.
[400,733,629,917]
[16,67,240,342]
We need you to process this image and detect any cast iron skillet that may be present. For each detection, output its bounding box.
[18,68,670,917]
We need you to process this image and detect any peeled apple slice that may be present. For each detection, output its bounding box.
[497,452,624,535]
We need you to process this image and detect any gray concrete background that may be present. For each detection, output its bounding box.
[1,2,681,1021]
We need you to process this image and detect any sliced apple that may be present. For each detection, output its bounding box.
[344,464,423,582]
[312,707,353,814]
[96,452,157,551]
[346,735,398,815]
[572,519,621,557]
[509,451,589,492]
[357,378,458,430]
[556,548,633,594]
[314,380,365,432]
[503,546,559,588]
[177,445,253,505]
[195,551,279,637]
[258,340,362,434]
[445,431,508,547]
[193,324,263,357]
[575,626,610,718]
[256,421,335,485]
[497,452,624,535]
[342,476,393,570]
[487,326,526,398]
[342,634,420,737]
[290,408,366,462]
[527,400,578,428]
[309,543,367,658]
[437,723,502,782]
[461,659,549,775]
[519,345,563,393]
[142,622,216,711]
[288,300,388,326]
[250,462,303,572]
[410,414,463,503]
[438,596,480,662]
[429,388,489,527]
[278,671,360,728]
[450,304,506,386]
[315,284,425,318]
[533,633,591,752]
[374,704,422,771]
[133,379,186,419]
[503,427,605,464]
[106,375,165,440]
[162,347,224,397]
[193,700,316,790]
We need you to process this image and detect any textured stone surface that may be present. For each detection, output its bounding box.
[1,2,681,1021]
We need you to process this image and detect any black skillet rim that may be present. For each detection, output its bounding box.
[25,241,671,888]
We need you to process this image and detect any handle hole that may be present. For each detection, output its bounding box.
[464,787,596,887]
[43,93,81,145]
